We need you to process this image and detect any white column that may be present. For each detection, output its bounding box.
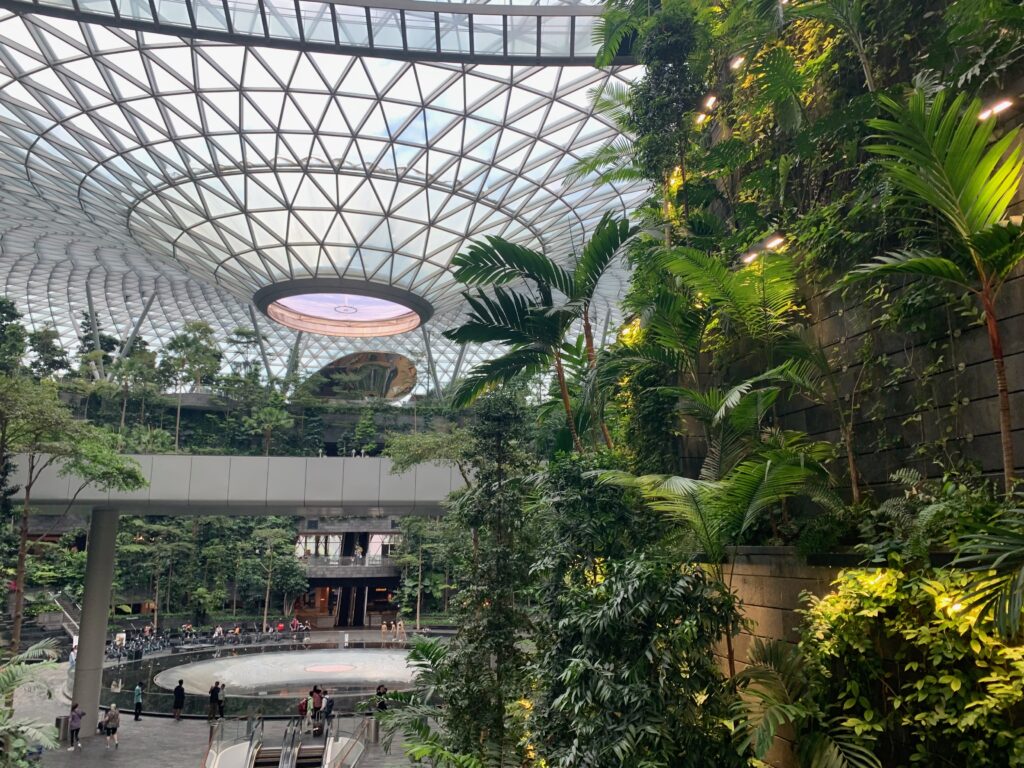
[72,508,119,735]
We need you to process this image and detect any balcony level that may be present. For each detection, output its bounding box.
[302,555,401,580]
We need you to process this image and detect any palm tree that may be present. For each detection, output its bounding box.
[244,405,294,456]
[0,639,59,760]
[843,91,1024,492]
[444,213,636,451]
[603,441,835,677]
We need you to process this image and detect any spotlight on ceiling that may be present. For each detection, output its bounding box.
[979,99,1013,120]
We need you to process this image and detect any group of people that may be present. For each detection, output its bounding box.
[64,703,120,752]
[379,619,406,646]
[262,617,313,634]
[297,686,334,732]
[207,681,228,720]
[211,624,243,639]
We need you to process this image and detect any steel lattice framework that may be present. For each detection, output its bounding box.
[0,4,647,391]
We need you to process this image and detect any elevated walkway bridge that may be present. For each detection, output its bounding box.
[14,454,464,517]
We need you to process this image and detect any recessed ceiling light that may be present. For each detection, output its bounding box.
[704,94,718,110]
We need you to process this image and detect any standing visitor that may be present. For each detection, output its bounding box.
[322,690,334,721]
[68,645,77,669]
[218,685,227,719]
[172,679,185,720]
[375,684,388,711]
[103,705,120,750]
[208,682,221,720]
[133,683,143,720]
[389,621,398,645]
[67,703,83,751]
[301,690,314,733]
[396,618,406,642]
[311,686,323,722]
[379,621,386,646]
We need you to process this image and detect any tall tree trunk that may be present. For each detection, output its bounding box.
[982,289,1015,493]
[415,544,423,632]
[10,481,31,653]
[262,557,273,633]
[553,352,583,452]
[119,391,128,445]
[174,391,182,451]
[581,308,614,449]
[842,421,861,504]
[166,562,173,616]
[264,430,271,457]
[153,570,160,633]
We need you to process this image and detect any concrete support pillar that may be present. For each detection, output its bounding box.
[72,508,119,735]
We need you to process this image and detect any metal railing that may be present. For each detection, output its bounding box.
[301,555,396,568]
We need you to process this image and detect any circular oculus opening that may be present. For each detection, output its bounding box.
[255,280,432,338]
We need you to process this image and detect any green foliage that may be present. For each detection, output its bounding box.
[0,639,59,766]
[797,566,1024,767]
[538,559,744,768]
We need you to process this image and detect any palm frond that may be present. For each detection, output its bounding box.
[954,514,1024,638]
[449,347,553,408]
[842,250,973,290]
[593,7,639,68]
[572,213,637,301]
[450,237,573,297]
[868,90,1023,242]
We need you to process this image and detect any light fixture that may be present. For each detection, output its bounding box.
[741,252,758,264]
[254,279,433,338]
[730,56,745,70]
[765,235,785,250]
[696,113,708,125]
[979,99,1012,120]
[704,94,718,110]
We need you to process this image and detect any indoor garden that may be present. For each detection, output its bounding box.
[2,0,1024,767]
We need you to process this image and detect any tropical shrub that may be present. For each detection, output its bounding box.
[800,566,1024,767]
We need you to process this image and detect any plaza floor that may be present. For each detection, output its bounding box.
[14,655,409,767]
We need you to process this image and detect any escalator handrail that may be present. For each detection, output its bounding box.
[322,717,370,768]
[243,718,265,768]
[278,718,302,768]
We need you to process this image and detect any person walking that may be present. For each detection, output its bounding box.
[208,682,221,720]
[67,703,83,751]
[322,690,334,722]
[103,705,120,750]
[133,683,143,721]
[218,684,226,719]
[172,679,185,720]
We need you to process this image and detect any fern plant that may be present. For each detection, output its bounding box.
[737,638,882,768]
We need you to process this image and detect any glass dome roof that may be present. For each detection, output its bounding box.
[0,6,647,392]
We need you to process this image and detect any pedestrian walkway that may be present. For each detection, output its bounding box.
[14,661,409,767]
[360,737,409,767]
[13,664,211,768]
